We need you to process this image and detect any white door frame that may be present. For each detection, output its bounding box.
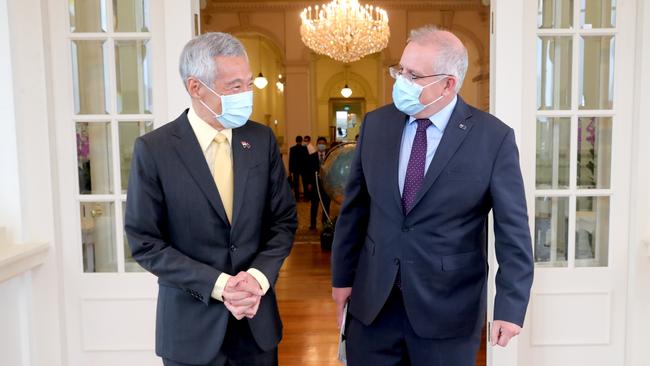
[46,1,198,364]
[488,0,526,364]
[489,0,637,365]
[625,0,650,364]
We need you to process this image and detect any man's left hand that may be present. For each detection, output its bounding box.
[490,320,521,347]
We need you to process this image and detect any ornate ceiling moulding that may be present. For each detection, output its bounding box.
[204,0,487,12]
[238,12,251,26]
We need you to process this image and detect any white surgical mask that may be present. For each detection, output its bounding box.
[198,79,252,129]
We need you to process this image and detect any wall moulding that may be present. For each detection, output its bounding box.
[0,242,49,283]
[204,1,487,12]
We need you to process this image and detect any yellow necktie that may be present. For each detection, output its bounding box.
[213,133,233,223]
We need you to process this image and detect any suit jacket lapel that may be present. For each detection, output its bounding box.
[230,125,252,228]
[172,113,230,225]
[407,97,474,214]
[386,108,409,213]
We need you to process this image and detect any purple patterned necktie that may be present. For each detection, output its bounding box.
[402,118,432,215]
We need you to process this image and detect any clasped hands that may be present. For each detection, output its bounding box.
[222,271,264,320]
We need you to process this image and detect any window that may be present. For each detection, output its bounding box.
[534,0,616,267]
[71,0,153,272]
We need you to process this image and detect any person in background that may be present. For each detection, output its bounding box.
[301,135,316,201]
[308,136,331,230]
[125,32,297,366]
[331,26,534,365]
[304,135,317,155]
[289,135,309,200]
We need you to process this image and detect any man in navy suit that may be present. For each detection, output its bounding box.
[125,32,296,366]
[331,26,534,365]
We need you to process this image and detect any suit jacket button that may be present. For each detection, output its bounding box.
[230,244,237,252]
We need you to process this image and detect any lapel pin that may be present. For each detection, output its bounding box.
[459,123,467,130]
[241,141,251,149]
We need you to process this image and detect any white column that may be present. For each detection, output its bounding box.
[0,0,23,244]
[0,0,66,365]
[162,0,197,122]
[488,0,526,365]
[626,0,650,363]
[0,3,30,366]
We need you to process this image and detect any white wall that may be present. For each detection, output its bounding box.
[0,0,65,365]
[0,0,31,364]
[626,0,650,364]
[0,275,33,366]
[0,0,22,243]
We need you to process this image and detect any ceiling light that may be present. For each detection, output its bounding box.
[341,84,352,98]
[254,72,268,89]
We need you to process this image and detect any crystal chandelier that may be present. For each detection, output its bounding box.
[300,0,390,63]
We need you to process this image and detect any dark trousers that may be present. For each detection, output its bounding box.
[163,316,278,366]
[310,180,330,228]
[301,172,313,200]
[346,288,482,366]
[291,172,312,200]
[290,172,301,200]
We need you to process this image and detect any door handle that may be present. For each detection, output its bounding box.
[90,205,104,218]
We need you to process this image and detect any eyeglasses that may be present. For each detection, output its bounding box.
[388,64,453,82]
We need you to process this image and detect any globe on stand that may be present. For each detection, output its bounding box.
[317,142,357,250]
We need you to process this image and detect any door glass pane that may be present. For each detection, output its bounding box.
[119,121,153,193]
[535,196,569,267]
[69,0,107,32]
[122,202,145,272]
[113,0,150,32]
[537,36,572,110]
[115,40,153,114]
[77,122,114,194]
[538,0,573,29]
[80,202,117,272]
[579,36,615,109]
[536,117,571,189]
[579,0,617,28]
[577,117,612,189]
[72,41,109,114]
[575,196,609,267]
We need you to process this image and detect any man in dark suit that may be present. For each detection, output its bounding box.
[308,136,331,230]
[288,135,309,200]
[331,26,534,365]
[125,32,296,366]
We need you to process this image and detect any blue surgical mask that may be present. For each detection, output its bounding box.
[392,75,445,116]
[317,144,327,151]
[198,80,252,129]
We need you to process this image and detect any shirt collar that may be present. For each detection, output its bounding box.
[187,106,232,153]
[407,95,458,132]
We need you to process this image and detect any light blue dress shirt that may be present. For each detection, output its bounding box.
[398,96,458,195]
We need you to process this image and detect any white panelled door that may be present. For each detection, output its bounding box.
[490,0,635,365]
[48,1,200,365]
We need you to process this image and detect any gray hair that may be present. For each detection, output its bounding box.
[179,32,248,90]
[408,26,468,93]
